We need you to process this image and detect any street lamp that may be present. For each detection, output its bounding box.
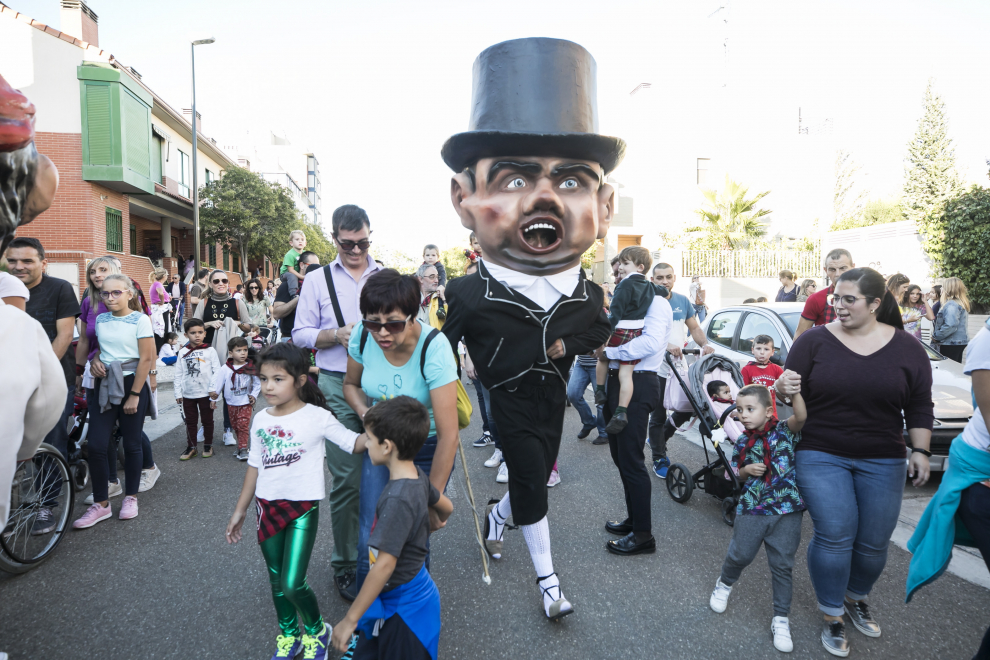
[191,37,215,275]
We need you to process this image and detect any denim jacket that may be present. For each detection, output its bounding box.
[933,300,969,345]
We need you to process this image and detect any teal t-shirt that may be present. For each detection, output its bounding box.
[95,311,154,375]
[348,319,458,436]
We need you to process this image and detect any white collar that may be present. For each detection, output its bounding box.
[483,261,582,311]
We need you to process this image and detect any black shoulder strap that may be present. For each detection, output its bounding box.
[360,326,369,353]
[420,328,440,380]
[322,265,346,329]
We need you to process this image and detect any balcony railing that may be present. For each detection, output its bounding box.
[682,250,821,279]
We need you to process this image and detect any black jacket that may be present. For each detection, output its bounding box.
[607,273,663,331]
[443,261,610,391]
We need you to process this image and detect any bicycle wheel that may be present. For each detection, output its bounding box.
[0,443,73,568]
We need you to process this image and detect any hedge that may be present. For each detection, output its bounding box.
[943,185,990,309]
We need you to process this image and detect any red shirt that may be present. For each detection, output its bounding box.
[741,360,784,415]
[801,284,836,326]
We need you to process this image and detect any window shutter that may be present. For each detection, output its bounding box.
[129,223,137,255]
[121,90,151,178]
[85,83,113,165]
[223,247,230,271]
[106,207,123,252]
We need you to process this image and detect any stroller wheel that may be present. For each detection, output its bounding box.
[721,497,737,527]
[665,463,694,503]
[70,460,90,492]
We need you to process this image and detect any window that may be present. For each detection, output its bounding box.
[737,312,786,361]
[223,246,230,271]
[697,158,710,186]
[105,208,123,252]
[208,243,216,267]
[706,310,741,348]
[232,251,240,273]
[205,169,214,186]
[617,235,642,251]
[129,223,137,255]
[178,149,190,197]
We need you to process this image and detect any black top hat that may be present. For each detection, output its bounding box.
[441,38,626,175]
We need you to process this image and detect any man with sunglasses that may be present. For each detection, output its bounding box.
[794,248,855,340]
[293,204,380,602]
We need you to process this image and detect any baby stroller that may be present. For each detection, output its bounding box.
[253,326,276,349]
[663,349,746,526]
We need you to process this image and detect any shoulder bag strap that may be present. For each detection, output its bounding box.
[360,326,369,354]
[322,264,347,329]
[420,328,440,380]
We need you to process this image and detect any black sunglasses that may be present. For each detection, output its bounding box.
[212,278,228,284]
[362,316,410,334]
[336,238,372,252]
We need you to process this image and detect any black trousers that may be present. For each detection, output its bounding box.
[488,373,566,526]
[604,370,661,534]
[958,483,990,660]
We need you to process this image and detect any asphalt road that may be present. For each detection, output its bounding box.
[1,379,987,659]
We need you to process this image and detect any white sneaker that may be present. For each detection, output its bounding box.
[709,578,733,613]
[223,429,236,446]
[772,616,793,653]
[138,465,161,493]
[546,469,561,487]
[496,462,509,483]
[84,480,123,505]
[484,449,503,468]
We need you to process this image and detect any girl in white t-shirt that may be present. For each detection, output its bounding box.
[226,343,369,660]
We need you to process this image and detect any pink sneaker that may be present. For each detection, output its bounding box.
[119,496,139,520]
[547,469,561,488]
[73,502,112,529]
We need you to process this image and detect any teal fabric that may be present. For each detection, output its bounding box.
[905,438,990,602]
[348,319,457,436]
[96,312,153,375]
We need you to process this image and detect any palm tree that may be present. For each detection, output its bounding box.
[688,175,772,249]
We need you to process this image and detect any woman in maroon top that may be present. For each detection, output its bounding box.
[783,268,933,657]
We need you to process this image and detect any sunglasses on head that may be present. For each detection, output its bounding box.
[212,278,228,284]
[100,290,126,299]
[362,316,410,334]
[336,238,372,252]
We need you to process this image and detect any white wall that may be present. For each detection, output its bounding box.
[824,220,932,284]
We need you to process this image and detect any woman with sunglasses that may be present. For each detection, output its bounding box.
[796,279,817,303]
[782,267,933,656]
[243,278,272,330]
[342,269,459,591]
[73,274,157,528]
[192,269,252,355]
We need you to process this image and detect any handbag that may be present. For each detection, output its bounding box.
[663,359,694,413]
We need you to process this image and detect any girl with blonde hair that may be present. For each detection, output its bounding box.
[933,277,970,362]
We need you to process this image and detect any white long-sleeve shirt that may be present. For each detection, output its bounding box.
[604,295,673,372]
[210,362,261,406]
[174,344,221,400]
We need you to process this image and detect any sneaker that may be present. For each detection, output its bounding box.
[300,622,330,660]
[223,429,236,446]
[821,620,850,657]
[85,480,122,504]
[119,495,138,520]
[546,469,561,488]
[201,445,214,458]
[577,423,595,439]
[271,634,303,659]
[484,449,503,468]
[772,616,793,653]
[709,578,733,613]
[496,462,509,483]
[605,411,628,434]
[652,457,671,479]
[180,447,198,461]
[335,571,357,602]
[339,634,358,660]
[73,502,112,529]
[473,432,494,448]
[31,507,57,535]
[197,427,204,443]
[236,448,250,461]
[592,434,609,445]
[139,465,161,492]
[435,307,446,320]
[843,599,881,637]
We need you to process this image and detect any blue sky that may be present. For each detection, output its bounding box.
[10,0,989,250]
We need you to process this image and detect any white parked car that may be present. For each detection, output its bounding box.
[687,302,973,470]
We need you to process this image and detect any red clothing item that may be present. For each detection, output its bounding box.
[800,284,836,326]
[741,361,784,415]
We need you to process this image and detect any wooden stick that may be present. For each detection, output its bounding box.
[457,437,491,584]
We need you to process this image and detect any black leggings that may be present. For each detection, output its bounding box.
[86,376,149,501]
[941,344,967,363]
[957,483,990,660]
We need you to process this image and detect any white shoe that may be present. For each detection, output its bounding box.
[709,578,733,613]
[484,449,503,468]
[223,429,236,446]
[496,462,509,483]
[772,616,793,652]
[546,469,560,487]
[197,427,205,443]
[138,465,161,493]
[84,480,122,505]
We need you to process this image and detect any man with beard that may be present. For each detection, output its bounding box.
[441,38,618,621]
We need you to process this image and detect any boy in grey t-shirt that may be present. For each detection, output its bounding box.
[331,396,452,659]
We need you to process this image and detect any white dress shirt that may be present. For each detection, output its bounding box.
[483,261,581,312]
[605,295,673,372]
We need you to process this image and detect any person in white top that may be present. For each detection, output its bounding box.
[175,318,222,460]
[0,271,29,310]
[210,336,262,461]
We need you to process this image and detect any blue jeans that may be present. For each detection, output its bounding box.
[356,436,438,589]
[694,304,707,324]
[795,450,906,616]
[471,377,490,435]
[566,363,605,438]
[479,382,501,450]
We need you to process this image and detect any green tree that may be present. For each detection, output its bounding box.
[902,78,964,276]
[686,175,771,249]
[830,198,905,231]
[580,241,602,271]
[295,220,337,266]
[834,149,868,228]
[440,246,469,279]
[942,185,990,309]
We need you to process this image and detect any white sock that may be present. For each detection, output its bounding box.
[487,491,511,542]
[522,516,563,614]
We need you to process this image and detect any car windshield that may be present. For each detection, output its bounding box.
[779,312,802,337]
[922,342,945,361]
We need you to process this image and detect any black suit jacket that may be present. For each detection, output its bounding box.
[443,261,610,391]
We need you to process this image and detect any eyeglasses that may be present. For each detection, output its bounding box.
[362,316,411,334]
[100,290,126,299]
[212,278,228,284]
[827,294,867,308]
[422,274,439,280]
[248,286,260,290]
[336,238,372,252]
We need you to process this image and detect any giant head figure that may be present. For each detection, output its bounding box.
[444,38,625,275]
[0,74,59,254]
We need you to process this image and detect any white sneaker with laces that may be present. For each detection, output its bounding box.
[85,480,122,505]
[772,616,793,652]
[484,449,503,468]
[709,578,733,613]
[496,462,509,483]
[138,465,161,493]
[223,429,236,446]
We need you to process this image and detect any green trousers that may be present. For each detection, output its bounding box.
[318,371,364,577]
[259,505,324,637]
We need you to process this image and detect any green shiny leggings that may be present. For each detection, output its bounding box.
[259,505,324,637]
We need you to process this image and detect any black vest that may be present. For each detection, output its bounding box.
[203,297,238,344]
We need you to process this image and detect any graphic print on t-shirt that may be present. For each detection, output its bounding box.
[257,424,304,469]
